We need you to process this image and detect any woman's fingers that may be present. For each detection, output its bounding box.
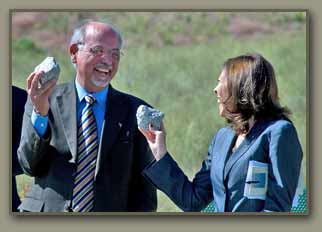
[138,122,166,145]
[139,127,156,142]
[138,121,167,161]
[160,121,166,135]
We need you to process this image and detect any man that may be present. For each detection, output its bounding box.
[17,21,157,212]
[12,85,27,212]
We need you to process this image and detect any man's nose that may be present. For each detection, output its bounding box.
[100,53,113,65]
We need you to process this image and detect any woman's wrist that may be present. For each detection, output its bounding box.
[155,150,167,161]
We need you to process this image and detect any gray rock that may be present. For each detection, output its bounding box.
[136,105,164,131]
[34,57,60,86]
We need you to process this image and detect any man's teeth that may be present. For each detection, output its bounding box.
[95,68,111,74]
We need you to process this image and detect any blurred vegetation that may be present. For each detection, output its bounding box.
[13,11,306,212]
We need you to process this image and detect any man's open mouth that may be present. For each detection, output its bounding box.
[94,67,111,76]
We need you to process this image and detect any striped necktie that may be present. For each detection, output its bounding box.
[72,94,98,212]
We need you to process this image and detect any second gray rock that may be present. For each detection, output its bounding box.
[136,105,164,131]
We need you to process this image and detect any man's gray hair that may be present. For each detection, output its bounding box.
[69,19,123,48]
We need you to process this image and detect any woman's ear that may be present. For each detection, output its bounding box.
[69,44,78,64]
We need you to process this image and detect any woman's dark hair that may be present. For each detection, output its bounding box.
[222,53,291,134]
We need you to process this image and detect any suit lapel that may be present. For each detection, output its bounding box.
[223,121,269,180]
[95,85,129,177]
[56,82,78,163]
[216,128,236,183]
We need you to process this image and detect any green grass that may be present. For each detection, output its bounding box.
[12,13,306,212]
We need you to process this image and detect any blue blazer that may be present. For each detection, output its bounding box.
[143,119,303,212]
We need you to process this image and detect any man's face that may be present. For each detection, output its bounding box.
[71,24,121,93]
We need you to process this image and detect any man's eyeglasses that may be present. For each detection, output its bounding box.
[78,44,123,60]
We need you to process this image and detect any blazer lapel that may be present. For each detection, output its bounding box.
[95,85,129,177]
[210,127,236,212]
[223,121,269,180]
[56,82,78,163]
[216,128,236,183]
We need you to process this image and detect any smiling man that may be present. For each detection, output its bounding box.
[17,21,157,212]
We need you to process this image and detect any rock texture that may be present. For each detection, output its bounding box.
[136,105,164,131]
[34,57,60,85]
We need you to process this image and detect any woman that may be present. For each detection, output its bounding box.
[140,53,303,212]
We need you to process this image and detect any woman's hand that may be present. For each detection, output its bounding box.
[139,122,167,161]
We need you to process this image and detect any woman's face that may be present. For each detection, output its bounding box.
[213,69,230,117]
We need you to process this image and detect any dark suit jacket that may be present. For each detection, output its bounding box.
[143,119,303,212]
[12,86,27,212]
[18,81,157,212]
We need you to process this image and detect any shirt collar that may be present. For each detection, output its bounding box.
[75,78,108,107]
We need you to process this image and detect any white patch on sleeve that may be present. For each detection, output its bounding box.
[244,160,268,200]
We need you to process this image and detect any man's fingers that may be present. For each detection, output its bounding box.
[42,79,57,97]
[30,72,42,95]
[26,72,36,91]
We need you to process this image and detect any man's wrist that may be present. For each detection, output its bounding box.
[31,109,49,138]
[33,106,48,116]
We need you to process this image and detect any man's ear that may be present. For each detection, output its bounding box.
[69,44,78,64]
